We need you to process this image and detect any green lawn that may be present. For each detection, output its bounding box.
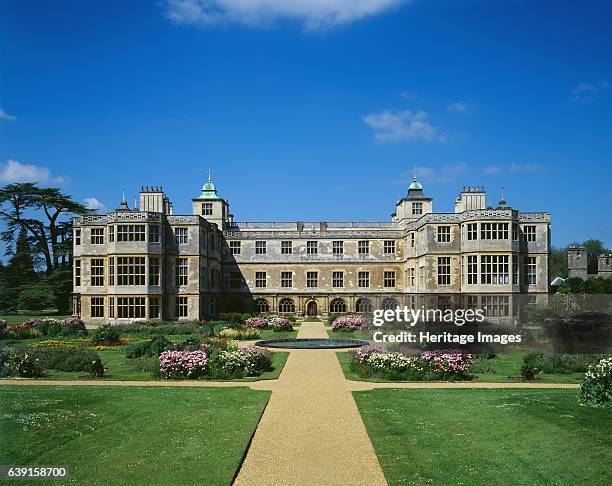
[1,313,71,325]
[336,351,584,384]
[354,388,612,485]
[0,385,269,485]
[257,329,298,340]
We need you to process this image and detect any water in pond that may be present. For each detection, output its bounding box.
[255,338,369,349]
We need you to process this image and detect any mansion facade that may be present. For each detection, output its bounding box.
[72,173,551,324]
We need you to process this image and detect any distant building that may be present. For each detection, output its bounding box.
[567,246,612,280]
[72,170,551,323]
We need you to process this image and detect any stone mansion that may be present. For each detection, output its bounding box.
[72,172,551,323]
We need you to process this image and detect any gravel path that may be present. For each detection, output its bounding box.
[233,320,388,486]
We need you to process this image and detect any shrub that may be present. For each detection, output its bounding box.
[90,357,105,378]
[244,316,268,329]
[421,350,474,378]
[35,317,87,337]
[331,315,371,332]
[201,336,237,351]
[219,327,261,340]
[125,335,172,358]
[159,350,208,379]
[270,317,293,332]
[219,312,243,323]
[523,352,599,375]
[243,345,272,371]
[0,319,7,339]
[579,356,612,408]
[34,347,101,372]
[91,324,122,344]
[210,350,256,379]
[521,363,541,381]
[1,348,45,377]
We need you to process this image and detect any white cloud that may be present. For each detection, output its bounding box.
[83,198,105,211]
[484,165,502,175]
[400,90,418,100]
[0,159,65,185]
[363,110,446,142]
[569,81,609,103]
[163,0,409,30]
[509,163,542,173]
[0,108,16,121]
[395,161,467,185]
[447,100,471,112]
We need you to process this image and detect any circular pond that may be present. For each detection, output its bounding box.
[255,338,369,349]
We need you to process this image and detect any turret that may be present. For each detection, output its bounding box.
[394,166,432,224]
[192,170,230,229]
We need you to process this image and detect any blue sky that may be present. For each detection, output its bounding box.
[0,0,611,248]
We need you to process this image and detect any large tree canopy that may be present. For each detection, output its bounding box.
[0,183,91,273]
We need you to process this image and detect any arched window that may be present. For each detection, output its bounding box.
[278,298,295,313]
[329,298,347,313]
[256,298,269,313]
[381,297,399,311]
[356,298,372,313]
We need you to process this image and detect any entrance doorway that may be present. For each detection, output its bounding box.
[306,301,318,316]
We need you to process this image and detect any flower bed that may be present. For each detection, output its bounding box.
[579,356,612,408]
[1,317,87,339]
[269,317,293,332]
[219,327,261,340]
[159,350,208,379]
[349,346,474,381]
[331,315,372,332]
[244,316,269,329]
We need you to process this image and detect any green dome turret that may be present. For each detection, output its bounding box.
[407,165,423,191]
[198,170,219,199]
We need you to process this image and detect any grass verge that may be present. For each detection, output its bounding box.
[354,388,612,485]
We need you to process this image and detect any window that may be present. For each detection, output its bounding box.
[384,271,396,288]
[332,271,344,288]
[230,272,242,289]
[382,298,399,311]
[480,255,509,284]
[278,298,295,313]
[149,257,160,286]
[108,257,115,285]
[174,227,188,244]
[229,241,241,255]
[117,225,145,242]
[74,259,81,287]
[523,225,536,242]
[117,297,146,318]
[109,297,114,318]
[410,232,415,247]
[480,222,509,240]
[281,271,293,288]
[512,223,519,241]
[149,225,160,243]
[256,298,269,313]
[307,241,318,254]
[255,241,266,255]
[467,223,477,241]
[176,296,188,318]
[330,299,346,313]
[525,256,537,284]
[407,267,415,286]
[149,297,160,319]
[202,203,213,216]
[75,229,81,245]
[481,295,510,317]
[437,257,451,285]
[358,241,369,254]
[467,256,478,285]
[91,297,104,318]
[91,228,104,245]
[176,258,188,286]
[358,271,370,288]
[384,240,396,255]
[281,241,292,255]
[255,271,267,288]
[356,298,372,313]
[117,257,146,286]
[109,226,114,242]
[91,258,104,286]
[306,271,318,288]
[512,256,518,285]
[332,241,344,255]
[412,202,423,215]
[437,226,451,243]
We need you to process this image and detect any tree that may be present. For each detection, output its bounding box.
[549,240,611,278]
[17,281,56,311]
[0,183,91,311]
